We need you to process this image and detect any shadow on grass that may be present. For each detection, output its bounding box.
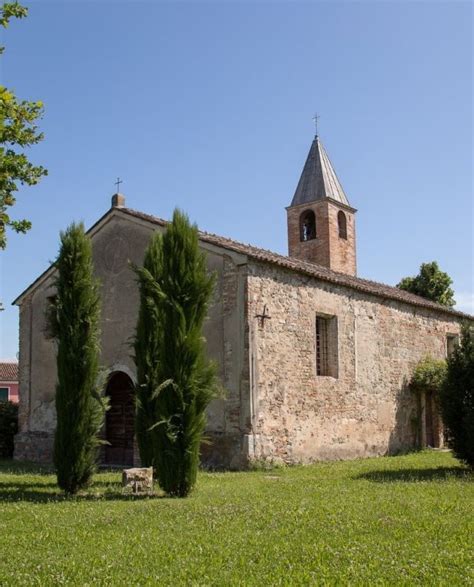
[0,486,164,503]
[356,467,473,483]
[0,465,164,502]
[0,460,54,475]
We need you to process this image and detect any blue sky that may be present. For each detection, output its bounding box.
[0,0,472,358]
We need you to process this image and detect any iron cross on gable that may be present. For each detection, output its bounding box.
[255,304,271,328]
[115,177,123,192]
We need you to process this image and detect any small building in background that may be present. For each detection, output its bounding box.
[0,362,19,403]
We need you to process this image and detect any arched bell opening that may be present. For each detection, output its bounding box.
[338,210,347,239]
[103,371,135,466]
[300,210,316,242]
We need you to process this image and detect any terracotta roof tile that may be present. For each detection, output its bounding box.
[12,206,472,321]
[0,362,18,381]
[121,207,471,320]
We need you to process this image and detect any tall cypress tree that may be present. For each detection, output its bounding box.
[133,234,162,470]
[134,209,218,497]
[48,223,107,495]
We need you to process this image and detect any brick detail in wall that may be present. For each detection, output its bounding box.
[287,200,357,276]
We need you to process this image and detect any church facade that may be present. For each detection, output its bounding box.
[13,136,468,468]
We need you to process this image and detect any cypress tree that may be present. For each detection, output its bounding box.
[48,222,107,494]
[133,234,162,470]
[134,209,218,497]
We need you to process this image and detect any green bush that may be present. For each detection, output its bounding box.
[0,401,18,458]
[133,209,219,497]
[410,356,447,396]
[439,325,474,469]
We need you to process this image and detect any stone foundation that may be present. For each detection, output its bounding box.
[200,432,246,470]
[14,431,54,463]
[14,429,246,470]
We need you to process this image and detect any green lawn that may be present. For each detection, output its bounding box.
[0,451,472,586]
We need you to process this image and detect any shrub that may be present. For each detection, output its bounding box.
[133,209,219,497]
[410,356,447,396]
[47,222,108,494]
[0,401,18,458]
[439,325,474,469]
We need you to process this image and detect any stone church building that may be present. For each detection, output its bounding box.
[14,135,468,468]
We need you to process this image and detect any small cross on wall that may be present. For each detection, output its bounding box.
[255,304,271,328]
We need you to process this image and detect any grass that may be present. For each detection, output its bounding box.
[0,451,472,586]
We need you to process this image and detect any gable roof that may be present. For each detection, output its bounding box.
[119,208,469,320]
[0,362,18,382]
[13,206,470,320]
[290,136,350,208]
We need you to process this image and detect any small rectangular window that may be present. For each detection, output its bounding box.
[316,314,338,377]
[0,387,9,402]
[446,335,459,358]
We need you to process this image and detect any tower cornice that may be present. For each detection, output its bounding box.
[286,197,357,214]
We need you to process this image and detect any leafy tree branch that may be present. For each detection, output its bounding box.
[0,2,47,251]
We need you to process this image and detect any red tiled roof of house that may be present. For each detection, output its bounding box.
[0,362,18,381]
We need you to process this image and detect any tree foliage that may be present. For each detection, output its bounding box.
[1,1,47,250]
[47,223,108,495]
[397,261,455,308]
[0,400,18,458]
[439,325,474,469]
[133,209,219,497]
[410,356,447,397]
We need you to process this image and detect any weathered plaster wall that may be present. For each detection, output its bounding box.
[15,212,249,468]
[246,262,462,464]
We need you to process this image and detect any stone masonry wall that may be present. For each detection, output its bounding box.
[246,262,462,464]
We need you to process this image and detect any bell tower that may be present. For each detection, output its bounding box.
[286,135,357,276]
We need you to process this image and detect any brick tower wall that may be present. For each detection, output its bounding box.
[287,200,356,276]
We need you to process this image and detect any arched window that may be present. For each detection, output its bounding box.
[338,211,347,239]
[300,210,316,242]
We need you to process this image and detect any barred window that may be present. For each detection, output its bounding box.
[316,314,338,377]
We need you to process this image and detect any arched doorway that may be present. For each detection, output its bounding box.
[104,372,135,466]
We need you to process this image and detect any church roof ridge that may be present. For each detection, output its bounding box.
[290,136,350,207]
[12,205,471,320]
[119,207,471,320]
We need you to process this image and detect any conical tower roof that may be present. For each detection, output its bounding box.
[290,136,349,207]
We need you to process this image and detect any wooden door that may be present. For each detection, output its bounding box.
[425,392,435,448]
[104,372,135,466]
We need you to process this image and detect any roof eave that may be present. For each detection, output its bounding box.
[12,207,119,306]
[286,198,357,214]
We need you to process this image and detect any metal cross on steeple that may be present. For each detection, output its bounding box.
[312,113,320,137]
[114,177,123,192]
